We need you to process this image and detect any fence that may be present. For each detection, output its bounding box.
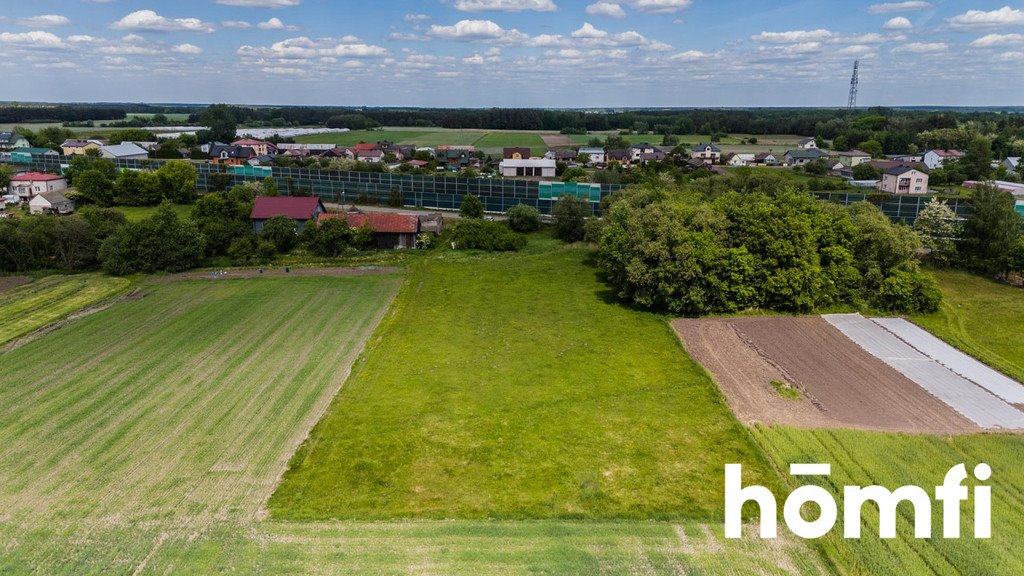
[12,153,623,215]
[811,191,972,225]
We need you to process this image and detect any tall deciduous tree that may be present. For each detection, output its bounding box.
[961,184,1022,276]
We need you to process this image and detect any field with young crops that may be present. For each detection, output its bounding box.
[753,426,1024,576]
[295,127,554,154]
[0,274,131,346]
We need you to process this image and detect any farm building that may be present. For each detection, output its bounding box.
[29,191,75,215]
[499,158,556,178]
[10,148,57,163]
[250,196,326,233]
[9,173,68,201]
[100,143,149,160]
[319,210,422,250]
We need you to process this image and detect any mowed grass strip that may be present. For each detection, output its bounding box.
[0,275,403,526]
[270,247,778,520]
[913,269,1024,383]
[0,274,131,345]
[753,426,1024,576]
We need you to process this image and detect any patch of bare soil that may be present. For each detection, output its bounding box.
[540,133,573,147]
[149,266,402,283]
[0,276,30,294]
[673,317,978,434]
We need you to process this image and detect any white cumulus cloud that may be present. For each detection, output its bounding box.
[586,2,626,18]
[948,6,1024,30]
[111,10,216,33]
[867,1,931,14]
[883,17,912,30]
[453,0,557,12]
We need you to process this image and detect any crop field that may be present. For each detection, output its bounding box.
[674,317,978,434]
[270,247,781,521]
[0,274,131,346]
[753,426,1024,576]
[296,127,558,155]
[0,273,403,573]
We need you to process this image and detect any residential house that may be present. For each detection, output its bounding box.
[784,148,829,166]
[250,195,325,233]
[231,138,278,156]
[499,158,556,178]
[61,139,103,156]
[690,143,722,164]
[889,154,924,164]
[1003,157,1020,173]
[0,132,30,150]
[544,149,577,162]
[29,191,75,215]
[606,149,630,166]
[405,159,429,169]
[503,147,531,160]
[100,143,149,160]
[9,173,68,201]
[629,143,658,162]
[210,144,257,166]
[726,153,755,167]
[320,210,421,250]
[838,150,871,167]
[577,147,606,164]
[638,150,667,164]
[248,154,276,166]
[797,137,818,150]
[436,148,472,171]
[879,166,929,195]
[923,149,963,170]
[356,150,384,163]
[753,152,780,166]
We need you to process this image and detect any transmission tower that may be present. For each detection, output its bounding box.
[847,60,859,111]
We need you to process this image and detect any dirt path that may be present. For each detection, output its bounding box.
[674,317,979,434]
[149,266,402,283]
[0,276,30,294]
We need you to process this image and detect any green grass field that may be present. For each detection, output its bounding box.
[0,274,131,345]
[269,246,779,521]
[114,204,193,222]
[753,427,1024,576]
[295,127,549,154]
[912,270,1024,382]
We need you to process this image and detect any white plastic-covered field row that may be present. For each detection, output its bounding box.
[823,314,1024,430]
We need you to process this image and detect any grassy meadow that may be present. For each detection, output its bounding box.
[269,246,779,521]
[0,274,131,345]
[913,269,1024,383]
[114,203,193,222]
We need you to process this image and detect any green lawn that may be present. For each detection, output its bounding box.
[912,269,1024,382]
[0,274,131,345]
[269,246,779,521]
[753,427,1024,576]
[114,204,193,222]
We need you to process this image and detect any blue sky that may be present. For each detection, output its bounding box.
[0,0,1022,107]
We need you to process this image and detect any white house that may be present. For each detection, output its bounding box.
[1004,157,1020,172]
[629,143,657,162]
[728,153,755,167]
[798,137,818,150]
[9,173,68,201]
[922,149,963,170]
[29,191,75,215]
[0,132,30,150]
[100,143,149,160]
[577,147,606,164]
[499,158,557,178]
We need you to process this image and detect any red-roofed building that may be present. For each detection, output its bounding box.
[250,196,325,233]
[10,172,68,200]
[319,209,422,249]
[353,143,379,152]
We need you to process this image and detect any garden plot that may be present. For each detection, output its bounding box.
[824,314,1024,430]
[674,317,975,434]
[872,317,1024,404]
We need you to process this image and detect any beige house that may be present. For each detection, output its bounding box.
[839,150,872,167]
[690,143,722,164]
[879,166,929,195]
[61,139,103,156]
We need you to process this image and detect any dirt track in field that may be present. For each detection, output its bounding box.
[674,317,978,434]
[149,266,402,283]
[0,276,30,294]
[541,133,573,147]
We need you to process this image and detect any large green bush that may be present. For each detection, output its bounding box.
[451,219,526,252]
[505,203,541,233]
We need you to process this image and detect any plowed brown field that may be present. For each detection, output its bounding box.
[673,317,976,434]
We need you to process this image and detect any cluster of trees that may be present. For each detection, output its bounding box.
[0,207,132,272]
[67,158,199,207]
[597,182,943,316]
[0,105,126,124]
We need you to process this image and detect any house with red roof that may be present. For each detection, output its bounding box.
[250,196,325,233]
[319,209,422,249]
[10,173,68,201]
